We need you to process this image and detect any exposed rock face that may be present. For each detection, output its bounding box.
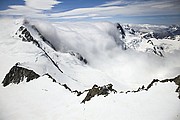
[2,64,40,87]
[69,51,88,64]
[116,23,126,39]
[161,75,180,99]
[123,24,136,35]
[81,84,117,103]
[173,75,180,86]
[116,23,127,50]
[146,40,164,57]
[16,26,41,47]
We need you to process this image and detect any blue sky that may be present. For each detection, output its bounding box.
[0,0,180,24]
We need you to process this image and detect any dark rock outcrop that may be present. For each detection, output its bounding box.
[146,79,159,90]
[2,64,40,87]
[146,40,164,57]
[161,75,180,99]
[81,84,117,103]
[123,24,136,35]
[131,85,145,93]
[116,23,127,50]
[69,51,88,64]
[117,23,126,39]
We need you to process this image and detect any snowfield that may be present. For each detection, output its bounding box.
[0,18,180,120]
[0,76,179,120]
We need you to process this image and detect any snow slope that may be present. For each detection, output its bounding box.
[0,76,180,120]
[0,18,180,120]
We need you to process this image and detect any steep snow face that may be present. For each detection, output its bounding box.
[1,18,180,89]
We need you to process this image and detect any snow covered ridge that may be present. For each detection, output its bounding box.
[2,63,180,102]
[1,18,180,120]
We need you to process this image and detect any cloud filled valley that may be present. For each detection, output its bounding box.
[0,17,180,120]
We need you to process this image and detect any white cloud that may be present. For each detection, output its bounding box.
[99,0,127,7]
[60,15,89,19]
[1,5,40,15]
[24,0,61,10]
[0,0,61,18]
[0,0,179,20]
[49,0,180,20]
[50,6,123,18]
[92,16,111,19]
[0,5,48,18]
[151,3,174,9]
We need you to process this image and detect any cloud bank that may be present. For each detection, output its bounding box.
[0,0,61,18]
[0,0,180,22]
[25,0,61,10]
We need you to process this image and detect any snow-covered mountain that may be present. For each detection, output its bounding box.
[122,24,180,56]
[0,18,180,120]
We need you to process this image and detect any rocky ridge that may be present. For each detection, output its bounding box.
[2,63,180,103]
[2,64,40,87]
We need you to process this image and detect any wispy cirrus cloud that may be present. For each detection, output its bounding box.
[50,6,123,18]
[0,0,61,18]
[48,0,180,20]
[99,0,128,7]
[0,0,180,23]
